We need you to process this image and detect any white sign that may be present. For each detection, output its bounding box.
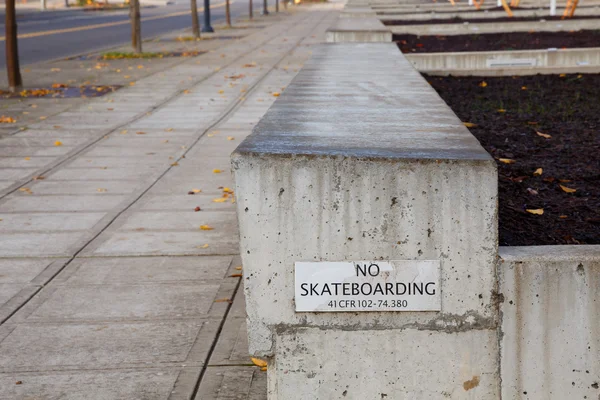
[295,260,441,312]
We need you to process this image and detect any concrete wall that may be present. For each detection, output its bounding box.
[499,245,600,400]
[406,47,600,76]
[389,18,600,35]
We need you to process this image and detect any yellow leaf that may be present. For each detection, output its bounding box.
[218,90,224,94]
[213,198,227,203]
[521,86,527,90]
[478,81,488,87]
[227,136,235,141]
[192,189,201,193]
[200,225,214,230]
[463,122,477,128]
[498,158,515,164]
[223,187,233,193]
[533,168,543,176]
[199,243,209,248]
[536,131,551,139]
[183,90,190,94]
[560,185,577,193]
[54,141,63,146]
[213,169,222,173]
[261,366,267,371]
[24,157,30,161]
[272,92,281,97]
[559,74,566,78]
[251,357,267,368]
[97,188,107,192]
[39,116,47,120]
[235,266,242,270]
[497,109,506,113]
[136,131,146,135]
[526,209,544,215]
[129,82,135,86]
[120,130,128,134]
[165,128,174,132]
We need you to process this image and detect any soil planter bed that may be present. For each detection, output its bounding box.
[426,73,600,246]
[395,30,600,53]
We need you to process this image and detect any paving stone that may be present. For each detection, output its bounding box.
[0,320,216,371]
[0,213,105,232]
[137,194,237,212]
[26,180,144,195]
[0,258,57,284]
[47,167,161,181]
[58,256,234,284]
[0,146,73,157]
[0,232,87,257]
[0,284,23,308]
[87,231,239,257]
[0,195,128,212]
[0,156,58,168]
[0,368,185,400]
[24,282,232,322]
[209,290,250,366]
[117,211,238,231]
[195,367,267,400]
[0,168,40,180]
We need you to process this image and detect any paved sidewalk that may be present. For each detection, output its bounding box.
[0,5,339,399]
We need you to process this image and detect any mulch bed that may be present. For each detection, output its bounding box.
[426,73,600,246]
[394,30,600,52]
[384,14,600,25]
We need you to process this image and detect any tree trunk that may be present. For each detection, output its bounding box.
[225,0,231,26]
[5,0,22,93]
[249,0,253,19]
[262,0,268,15]
[191,0,200,38]
[130,0,142,53]
[275,0,278,12]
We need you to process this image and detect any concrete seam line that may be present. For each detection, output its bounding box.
[0,9,317,328]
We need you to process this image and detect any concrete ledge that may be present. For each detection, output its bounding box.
[406,47,600,76]
[389,18,600,35]
[378,6,600,19]
[499,245,600,399]
[233,43,499,398]
[326,17,392,42]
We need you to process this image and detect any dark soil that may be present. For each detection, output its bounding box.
[426,73,600,246]
[384,14,600,25]
[394,30,600,52]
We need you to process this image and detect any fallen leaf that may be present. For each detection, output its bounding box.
[171,162,179,166]
[54,141,63,146]
[214,298,231,303]
[120,130,128,134]
[497,109,506,113]
[136,131,146,135]
[213,198,227,203]
[251,357,267,368]
[129,82,135,86]
[183,90,190,94]
[559,73,566,77]
[200,225,214,230]
[521,86,527,90]
[165,128,174,132]
[0,116,16,123]
[526,209,544,215]
[559,215,568,219]
[227,136,235,141]
[213,169,222,173]
[39,116,47,120]
[463,122,477,128]
[536,131,551,139]
[478,81,488,87]
[223,187,233,193]
[261,367,267,371]
[194,206,201,212]
[235,266,242,270]
[33,176,45,180]
[191,189,201,193]
[498,158,515,164]
[97,188,107,192]
[200,244,209,248]
[560,185,577,193]
[24,157,30,161]
[527,188,538,195]
[230,273,242,277]
[533,168,543,176]
[218,90,224,94]
[272,92,281,97]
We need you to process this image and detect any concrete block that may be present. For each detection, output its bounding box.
[499,245,600,400]
[269,328,499,399]
[0,320,216,371]
[326,18,392,42]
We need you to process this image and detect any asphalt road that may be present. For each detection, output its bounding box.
[0,0,256,67]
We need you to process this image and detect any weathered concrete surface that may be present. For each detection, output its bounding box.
[499,245,600,400]
[269,328,499,399]
[378,6,600,19]
[233,43,499,398]
[389,18,600,35]
[326,17,392,42]
[406,47,600,76]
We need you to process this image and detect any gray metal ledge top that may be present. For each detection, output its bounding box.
[235,43,493,162]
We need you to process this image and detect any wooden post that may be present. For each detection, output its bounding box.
[5,0,22,93]
[226,0,231,26]
[249,0,253,19]
[191,0,200,38]
[130,0,142,53]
